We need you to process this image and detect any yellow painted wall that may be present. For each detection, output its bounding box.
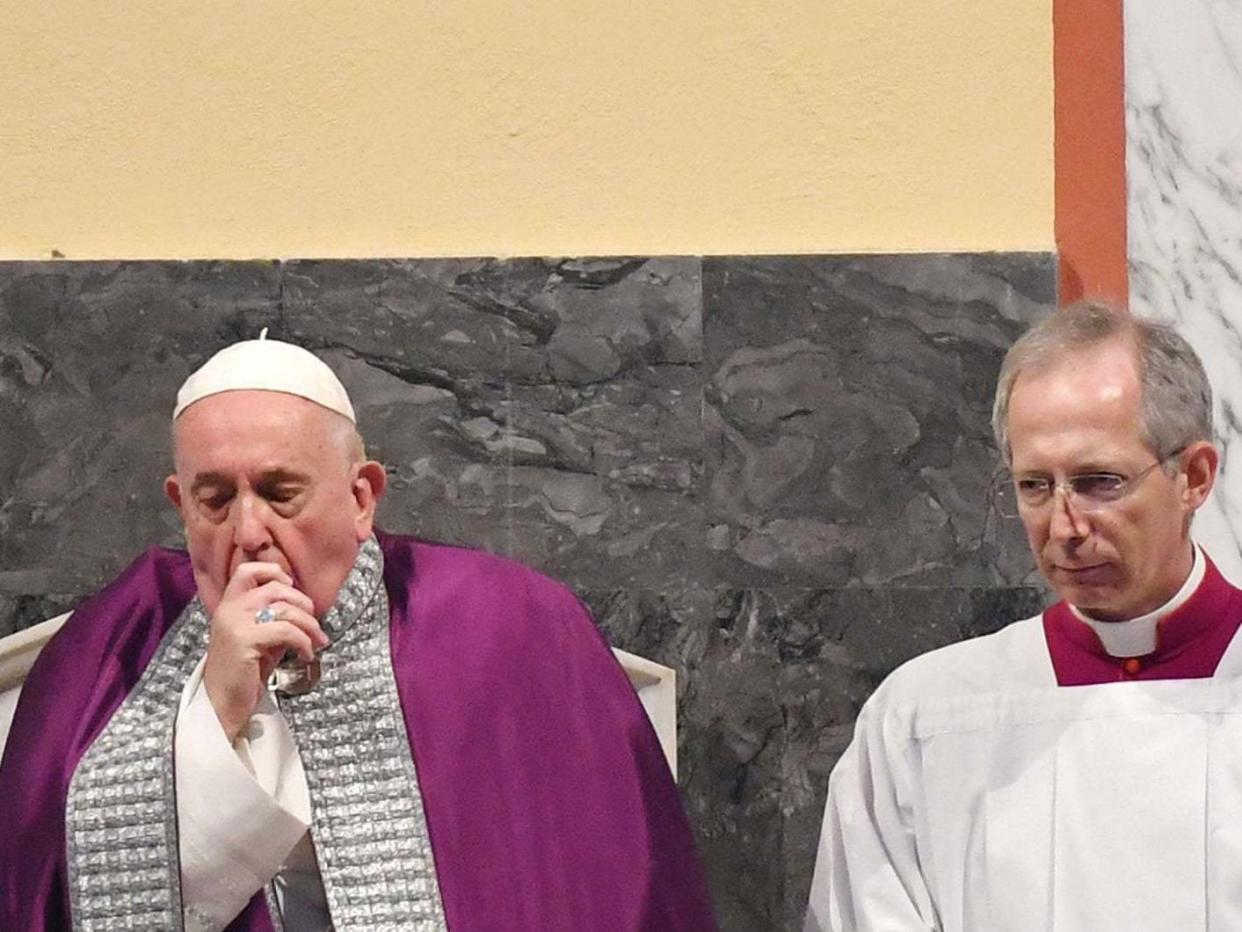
[0,2,1053,259]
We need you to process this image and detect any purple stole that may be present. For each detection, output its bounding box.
[1042,552,1242,686]
[0,531,716,931]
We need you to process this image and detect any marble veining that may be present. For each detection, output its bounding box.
[1126,0,1242,583]
[703,255,1054,591]
[0,254,1056,931]
[280,258,705,592]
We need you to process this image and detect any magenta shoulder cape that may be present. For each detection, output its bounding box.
[1043,552,1242,685]
[0,531,716,930]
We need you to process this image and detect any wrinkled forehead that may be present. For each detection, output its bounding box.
[172,389,358,470]
[1006,360,1153,470]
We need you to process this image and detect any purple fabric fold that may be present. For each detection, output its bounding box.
[0,546,197,930]
[0,531,716,931]
[381,534,716,931]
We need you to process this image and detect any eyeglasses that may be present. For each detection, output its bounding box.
[995,447,1186,516]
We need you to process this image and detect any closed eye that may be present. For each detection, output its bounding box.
[194,490,234,519]
[258,478,308,514]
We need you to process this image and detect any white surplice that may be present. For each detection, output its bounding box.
[805,612,1242,932]
[174,655,330,932]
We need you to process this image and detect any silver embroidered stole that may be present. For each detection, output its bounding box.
[66,537,447,931]
[276,537,446,929]
[66,594,207,929]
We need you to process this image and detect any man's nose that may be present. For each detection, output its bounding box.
[231,494,273,553]
[1047,485,1091,543]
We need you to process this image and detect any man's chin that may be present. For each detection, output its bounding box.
[1049,567,1127,613]
[1058,586,1144,623]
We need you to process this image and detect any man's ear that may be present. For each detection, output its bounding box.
[352,460,388,540]
[164,474,183,511]
[1182,440,1219,511]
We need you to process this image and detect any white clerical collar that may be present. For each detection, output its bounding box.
[1070,543,1205,658]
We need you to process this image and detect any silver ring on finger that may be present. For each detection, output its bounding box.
[255,604,284,624]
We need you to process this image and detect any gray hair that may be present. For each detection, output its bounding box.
[992,301,1213,465]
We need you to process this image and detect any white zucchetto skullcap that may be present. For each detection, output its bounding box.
[173,329,356,423]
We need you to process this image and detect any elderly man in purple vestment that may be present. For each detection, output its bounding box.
[0,335,715,931]
[806,303,1242,931]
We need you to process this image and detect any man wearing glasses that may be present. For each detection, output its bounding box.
[805,303,1237,930]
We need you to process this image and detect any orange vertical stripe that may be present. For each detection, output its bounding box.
[1054,0,1127,306]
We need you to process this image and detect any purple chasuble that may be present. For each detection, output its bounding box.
[1042,552,1242,686]
[0,531,716,931]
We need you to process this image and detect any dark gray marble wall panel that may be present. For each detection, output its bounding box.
[0,253,1056,931]
[589,583,1048,931]
[704,255,1055,591]
[0,262,283,628]
[280,258,706,591]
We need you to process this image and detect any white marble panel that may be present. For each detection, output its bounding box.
[1126,0,1242,582]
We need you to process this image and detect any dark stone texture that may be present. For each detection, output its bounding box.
[0,261,283,632]
[589,583,1047,931]
[703,254,1056,592]
[281,258,706,592]
[0,254,1056,931]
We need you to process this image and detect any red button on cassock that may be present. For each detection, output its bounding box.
[1122,657,1142,675]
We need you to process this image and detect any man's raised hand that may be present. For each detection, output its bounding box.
[201,562,329,741]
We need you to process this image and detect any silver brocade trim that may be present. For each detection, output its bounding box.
[66,598,208,931]
[277,536,448,930]
[65,536,447,931]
